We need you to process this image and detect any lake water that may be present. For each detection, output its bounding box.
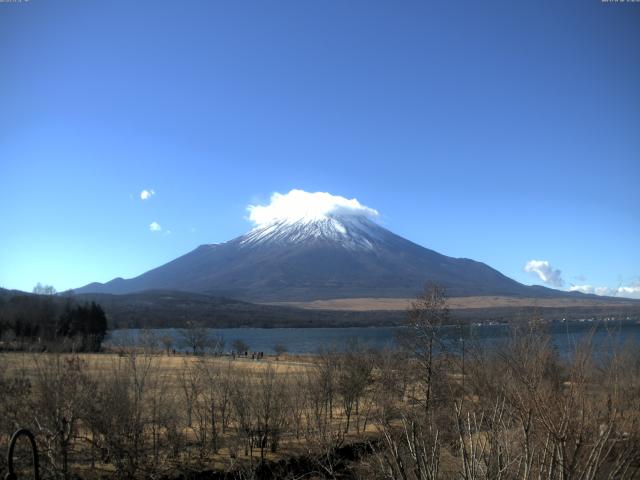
[107,319,640,356]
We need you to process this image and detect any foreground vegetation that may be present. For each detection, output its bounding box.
[1,288,639,479]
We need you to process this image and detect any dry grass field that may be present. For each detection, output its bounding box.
[0,349,385,479]
[1,351,315,378]
[267,295,640,311]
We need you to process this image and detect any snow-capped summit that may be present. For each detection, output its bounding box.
[240,215,387,250]
[240,190,388,249]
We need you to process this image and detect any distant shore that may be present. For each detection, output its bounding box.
[266,295,640,311]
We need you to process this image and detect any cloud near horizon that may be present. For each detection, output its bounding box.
[247,189,379,226]
[570,283,640,299]
[524,259,564,287]
[140,189,155,200]
[149,221,162,232]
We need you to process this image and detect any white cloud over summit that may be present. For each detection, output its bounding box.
[524,259,564,287]
[247,189,379,227]
[149,221,162,232]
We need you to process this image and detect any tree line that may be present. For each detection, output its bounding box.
[0,285,108,351]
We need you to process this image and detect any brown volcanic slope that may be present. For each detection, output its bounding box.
[266,296,640,311]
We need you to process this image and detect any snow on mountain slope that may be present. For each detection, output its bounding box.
[239,216,387,250]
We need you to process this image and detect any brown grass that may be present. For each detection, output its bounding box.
[0,351,373,478]
[1,351,315,382]
[266,295,639,311]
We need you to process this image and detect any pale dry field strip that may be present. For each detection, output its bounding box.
[1,352,316,379]
[267,295,640,311]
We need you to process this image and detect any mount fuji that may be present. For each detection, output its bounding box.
[76,191,580,302]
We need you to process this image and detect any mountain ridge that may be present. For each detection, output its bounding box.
[74,215,615,302]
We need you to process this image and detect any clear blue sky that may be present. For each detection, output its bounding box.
[1,0,638,296]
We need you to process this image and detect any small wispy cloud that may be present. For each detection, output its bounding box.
[524,259,564,287]
[163,230,172,236]
[149,221,162,232]
[569,284,595,294]
[141,189,155,201]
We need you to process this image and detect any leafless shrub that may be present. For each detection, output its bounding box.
[373,411,441,480]
[179,323,224,355]
[453,320,640,480]
[31,353,92,479]
[337,341,373,433]
[83,352,157,478]
[0,358,32,478]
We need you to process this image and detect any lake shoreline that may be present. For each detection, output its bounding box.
[106,318,640,355]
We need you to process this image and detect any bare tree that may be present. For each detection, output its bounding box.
[273,343,287,359]
[301,365,347,479]
[195,358,232,453]
[253,365,288,461]
[337,341,373,433]
[402,284,449,416]
[229,371,255,461]
[232,339,249,354]
[33,283,57,295]
[161,335,174,355]
[316,346,339,421]
[179,323,222,355]
[179,359,201,429]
